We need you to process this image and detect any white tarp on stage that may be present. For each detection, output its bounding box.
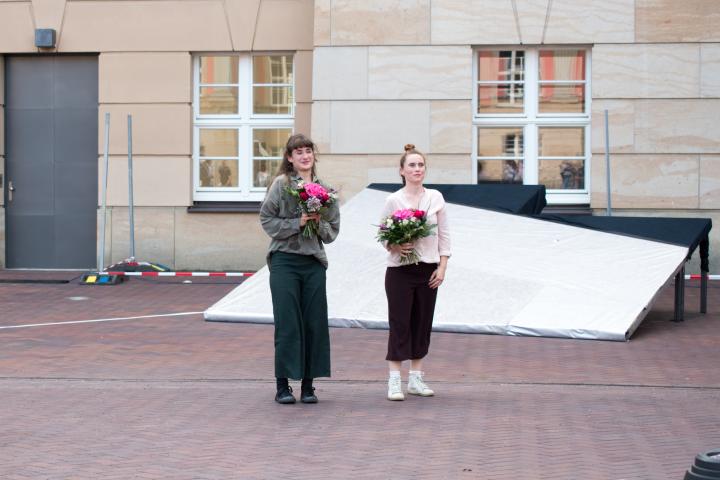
[205,188,688,341]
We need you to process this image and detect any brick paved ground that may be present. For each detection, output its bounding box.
[1,271,719,479]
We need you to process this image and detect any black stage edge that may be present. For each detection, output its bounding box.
[368,183,547,215]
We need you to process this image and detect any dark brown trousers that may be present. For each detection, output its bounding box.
[385,262,438,361]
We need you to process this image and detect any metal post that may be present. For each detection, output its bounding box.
[701,271,708,314]
[673,265,685,322]
[98,113,111,271]
[604,109,612,216]
[127,114,135,260]
[700,237,709,314]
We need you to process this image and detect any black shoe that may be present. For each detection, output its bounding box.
[301,386,318,404]
[275,386,296,404]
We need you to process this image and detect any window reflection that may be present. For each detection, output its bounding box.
[539,50,585,81]
[199,129,237,157]
[478,127,524,157]
[477,127,524,184]
[199,86,238,115]
[253,55,293,84]
[539,127,585,190]
[539,159,584,190]
[538,50,586,114]
[199,159,239,188]
[478,50,524,82]
[200,56,238,84]
[253,86,293,115]
[253,128,292,187]
[478,84,524,114]
[539,85,585,113]
[253,55,294,115]
[477,159,524,184]
[539,128,584,157]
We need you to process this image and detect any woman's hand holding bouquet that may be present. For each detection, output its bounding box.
[376,209,436,265]
[286,180,338,238]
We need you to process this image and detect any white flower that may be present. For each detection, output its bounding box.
[306,196,323,211]
[385,219,394,227]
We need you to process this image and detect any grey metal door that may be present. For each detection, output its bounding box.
[5,56,98,268]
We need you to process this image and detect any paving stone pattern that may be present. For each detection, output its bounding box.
[1,272,719,479]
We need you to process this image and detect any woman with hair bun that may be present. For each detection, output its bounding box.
[259,133,340,405]
[380,144,451,401]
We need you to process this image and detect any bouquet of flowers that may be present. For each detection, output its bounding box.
[377,209,436,265]
[286,180,338,238]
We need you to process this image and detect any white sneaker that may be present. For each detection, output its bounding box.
[407,372,434,397]
[387,374,405,401]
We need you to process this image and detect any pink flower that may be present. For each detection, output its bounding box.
[393,209,414,220]
[303,182,328,198]
[413,210,425,219]
[299,191,309,201]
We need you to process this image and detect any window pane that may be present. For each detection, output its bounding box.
[478,50,524,82]
[478,159,523,184]
[253,86,293,114]
[199,159,239,188]
[538,127,584,157]
[253,129,291,188]
[253,128,292,157]
[539,50,585,81]
[539,159,585,190]
[200,56,238,84]
[200,129,238,157]
[477,84,524,114]
[253,159,280,188]
[478,127,524,157]
[199,86,238,114]
[253,55,293,84]
[538,84,585,113]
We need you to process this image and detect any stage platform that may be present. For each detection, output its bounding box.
[205,185,711,341]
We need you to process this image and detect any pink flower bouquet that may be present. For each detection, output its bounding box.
[377,208,436,265]
[286,180,338,238]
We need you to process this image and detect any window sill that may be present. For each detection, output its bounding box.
[542,204,592,215]
[187,201,261,213]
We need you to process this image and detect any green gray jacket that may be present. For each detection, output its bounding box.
[259,174,341,268]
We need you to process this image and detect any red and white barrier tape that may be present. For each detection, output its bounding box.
[98,271,253,277]
[685,274,720,280]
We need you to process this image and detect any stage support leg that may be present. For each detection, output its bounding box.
[673,266,685,322]
[700,236,709,315]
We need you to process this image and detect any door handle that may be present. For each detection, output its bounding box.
[8,180,14,202]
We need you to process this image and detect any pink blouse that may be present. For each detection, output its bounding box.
[381,188,451,267]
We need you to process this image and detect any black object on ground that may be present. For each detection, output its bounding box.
[685,450,720,479]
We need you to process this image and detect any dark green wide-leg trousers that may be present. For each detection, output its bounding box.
[269,251,331,380]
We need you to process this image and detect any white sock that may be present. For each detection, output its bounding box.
[389,370,401,378]
[409,370,422,377]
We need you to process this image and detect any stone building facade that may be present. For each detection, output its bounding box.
[0,0,718,272]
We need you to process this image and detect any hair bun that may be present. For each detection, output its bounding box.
[404,144,415,152]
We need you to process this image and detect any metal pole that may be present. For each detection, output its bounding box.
[127,114,135,260]
[673,265,685,322]
[604,109,612,216]
[98,113,111,271]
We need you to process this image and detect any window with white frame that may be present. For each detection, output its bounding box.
[193,54,295,202]
[473,48,590,204]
